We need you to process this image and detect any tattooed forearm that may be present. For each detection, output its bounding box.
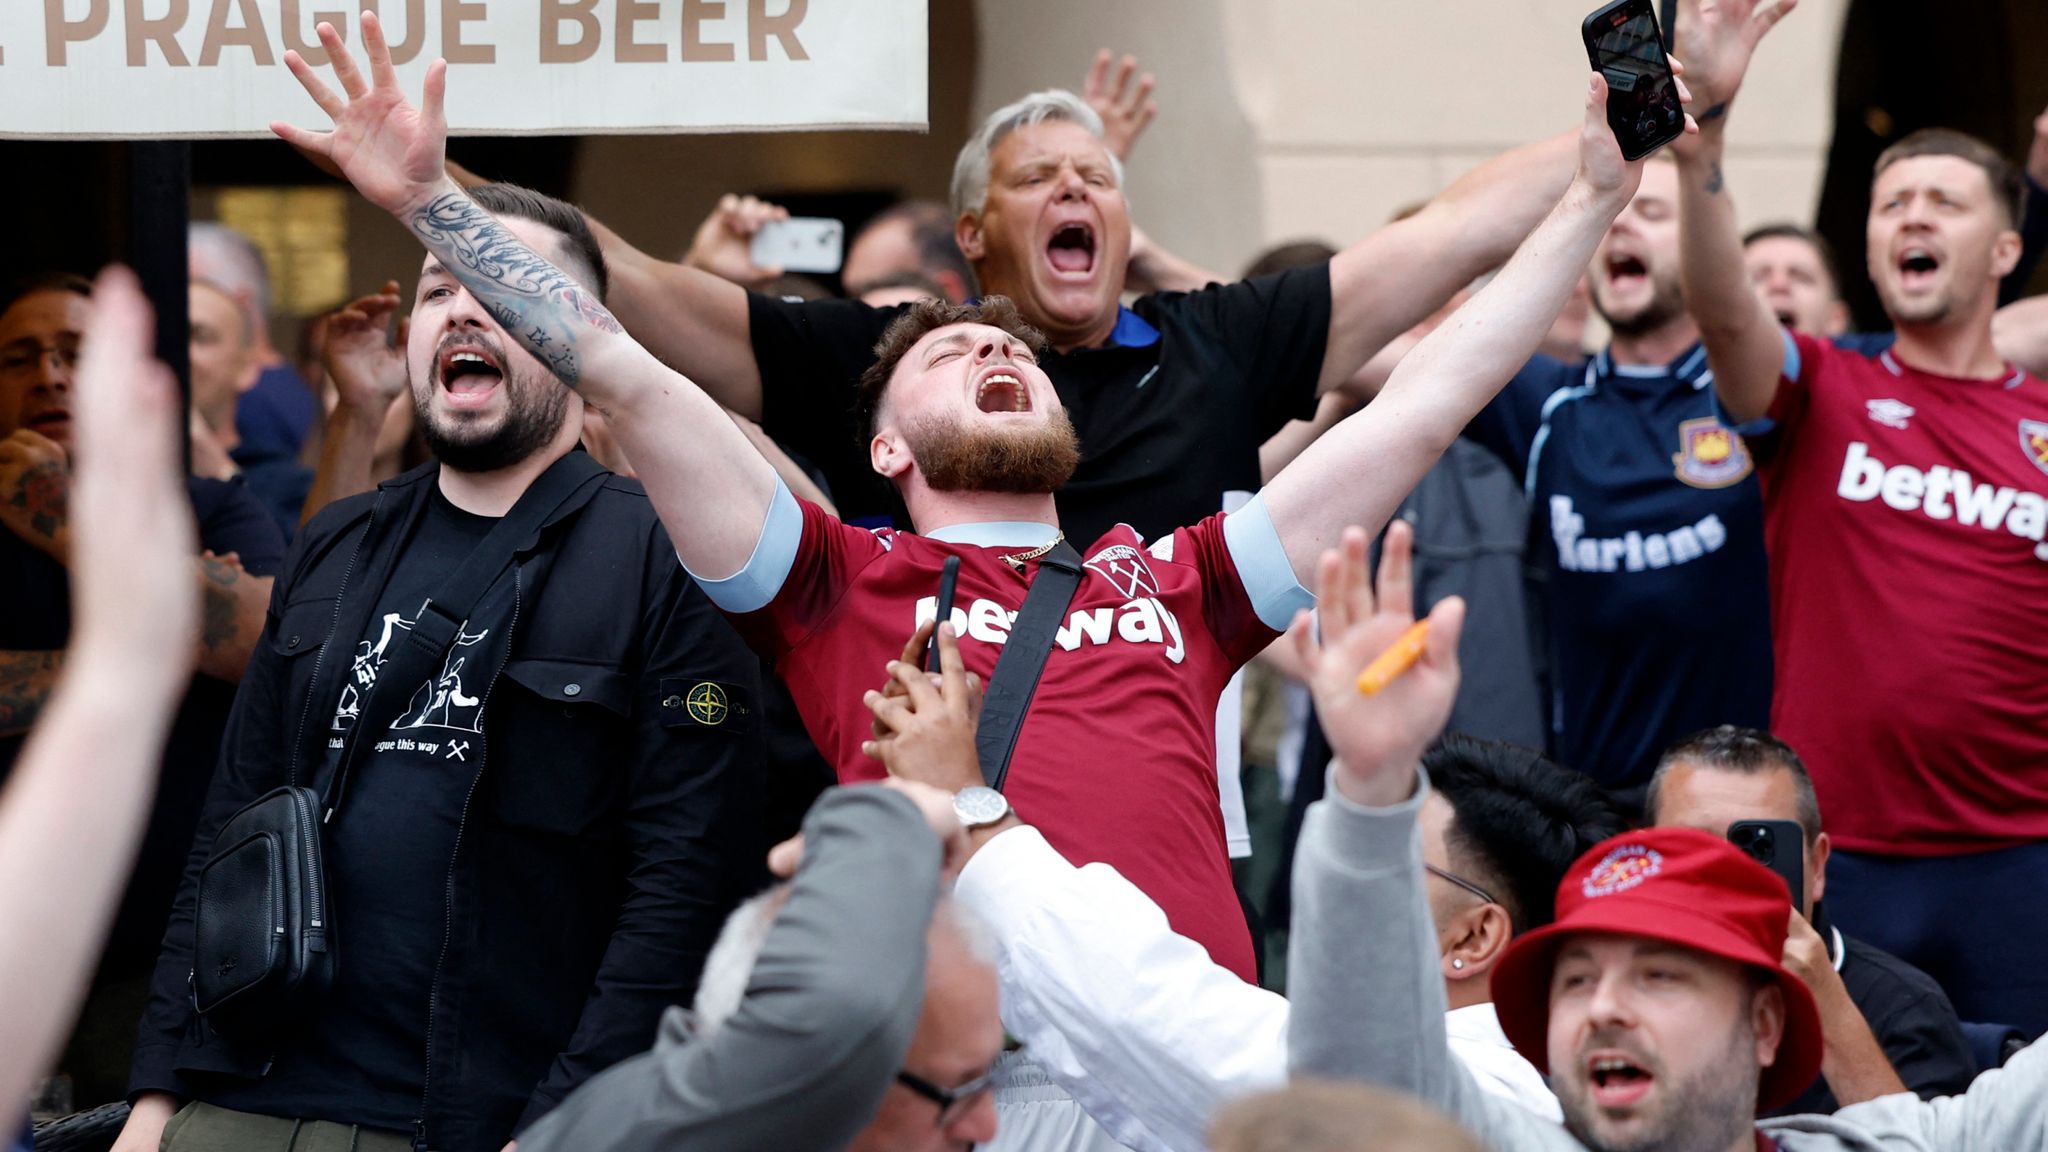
[1704,162,1725,196]
[8,460,70,545]
[408,192,624,387]
[0,650,63,736]
[198,555,243,655]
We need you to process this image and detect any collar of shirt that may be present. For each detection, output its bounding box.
[1445,1003,1562,1121]
[925,521,1061,549]
[1589,342,1711,396]
[964,301,1162,350]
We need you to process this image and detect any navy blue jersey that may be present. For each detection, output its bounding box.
[1464,345,1772,789]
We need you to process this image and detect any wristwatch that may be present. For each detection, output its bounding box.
[952,785,1012,830]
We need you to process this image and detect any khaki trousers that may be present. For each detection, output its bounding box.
[162,1101,425,1152]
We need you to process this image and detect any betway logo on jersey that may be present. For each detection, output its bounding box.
[1549,496,1730,573]
[915,594,1187,664]
[1837,441,2048,562]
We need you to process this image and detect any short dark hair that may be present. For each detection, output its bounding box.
[1242,240,1338,280]
[1647,725,1823,843]
[0,272,93,319]
[854,295,1046,447]
[1423,735,1628,935]
[1873,129,2024,229]
[467,183,610,302]
[1742,222,1843,291]
[857,199,975,297]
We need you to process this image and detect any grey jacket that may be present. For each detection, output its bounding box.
[518,786,941,1152]
[1286,773,2047,1152]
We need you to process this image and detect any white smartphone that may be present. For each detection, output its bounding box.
[750,217,845,275]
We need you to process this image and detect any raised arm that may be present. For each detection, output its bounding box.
[1674,0,1800,425]
[0,267,198,1114]
[1263,74,1667,579]
[274,13,775,580]
[1318,131,1578,397]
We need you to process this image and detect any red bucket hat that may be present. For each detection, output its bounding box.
[1488,827,1824,1114]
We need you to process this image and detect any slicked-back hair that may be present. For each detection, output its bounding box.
[1648,725,1824,844]
[1742,222,1844,291]
[467,183,611,302]
[1873,128,2024,229]
[1210,1079,1485,1152]
[1423,734,1628,936]
[854,296,1047,448]
[0,272,94,318]
[950,89,1124,219]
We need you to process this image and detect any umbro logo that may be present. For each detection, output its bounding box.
[1866,398,1915,430]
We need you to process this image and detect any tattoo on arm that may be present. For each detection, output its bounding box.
[0,650,63,735]
[1705,162,1725,196]
[408,193,624,387]
[9,461,69,543]
[199,555,243,656]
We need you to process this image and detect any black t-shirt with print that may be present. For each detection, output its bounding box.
[209,487,505,1132]
[749,266,1333,543]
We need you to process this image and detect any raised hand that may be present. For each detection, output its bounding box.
[271,11,452,217]
[1082,49,1158,161]
[1291,522,1465,807]
[322,280,409,414]
[1672,0,1798,116]
[685,194,792,286]
[68,267,200,701]
[862,621,984,794]
[1573,62,1695,209]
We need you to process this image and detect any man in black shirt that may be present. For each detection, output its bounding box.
[1646,726,1978,1115]
[117,186,763,1152]
[573,90,1581,542]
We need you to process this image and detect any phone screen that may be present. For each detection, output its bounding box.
[1583,0,1684,160]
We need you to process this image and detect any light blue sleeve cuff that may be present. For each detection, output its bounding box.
[1222,493,1314,633]
[688,477,802,614]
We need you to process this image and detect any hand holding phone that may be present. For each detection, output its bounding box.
[749,217,845,276]
[927,556,962,672]
[1727,819,1805,911]
[1582,0,1687,160]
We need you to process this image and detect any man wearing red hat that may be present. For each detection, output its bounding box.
[1281,521,2047,1152]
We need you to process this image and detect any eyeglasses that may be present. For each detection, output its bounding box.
[896,1064,1003,1127]
[1425,863,1500,907]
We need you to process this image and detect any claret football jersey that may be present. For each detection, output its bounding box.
[699,483,1309,981]
[1754,332,2048,853]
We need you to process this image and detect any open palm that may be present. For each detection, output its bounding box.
[1293,522,1465,803]
[271,11,450,217]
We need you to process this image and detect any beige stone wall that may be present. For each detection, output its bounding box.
[973,0,1846,277]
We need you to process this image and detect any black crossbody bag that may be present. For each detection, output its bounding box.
[189,453,606,1036]
[973,540,1085,791]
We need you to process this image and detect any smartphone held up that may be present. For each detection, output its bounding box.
[1582,0,1686,161]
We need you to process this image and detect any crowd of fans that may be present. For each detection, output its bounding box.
[2,2,2045,1151]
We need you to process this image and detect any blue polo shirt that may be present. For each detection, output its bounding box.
[1464,345,1773,789]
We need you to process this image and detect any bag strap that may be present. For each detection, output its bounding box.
[322,451,608,819]
[974,539,1085,792]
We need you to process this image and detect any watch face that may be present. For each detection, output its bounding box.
[954,786,1009,827]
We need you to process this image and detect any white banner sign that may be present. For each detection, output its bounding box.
[0,1,927,139]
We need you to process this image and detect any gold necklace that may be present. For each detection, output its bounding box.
[1000,532,1065,570]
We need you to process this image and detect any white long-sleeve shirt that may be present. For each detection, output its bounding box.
[955,826,1560,1152]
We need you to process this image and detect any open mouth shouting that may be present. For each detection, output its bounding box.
[21,406,71,439]
[1586,1052,1656,1111]
[973,363,1033,415]
[1046,220,1098,278]
[1895,246,1941,292]
[436,339,507,409]
[1603,252,1650,293]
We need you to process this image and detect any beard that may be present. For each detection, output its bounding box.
[1557,1019,1760,1152]
[1875,279,1956,326]
[1593,270,1687,339]
[413,335,572,474]
[903,409,1081,494]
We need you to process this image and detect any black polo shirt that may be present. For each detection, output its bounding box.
[747,267,1333,544]
[1770,910,1978,1116]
